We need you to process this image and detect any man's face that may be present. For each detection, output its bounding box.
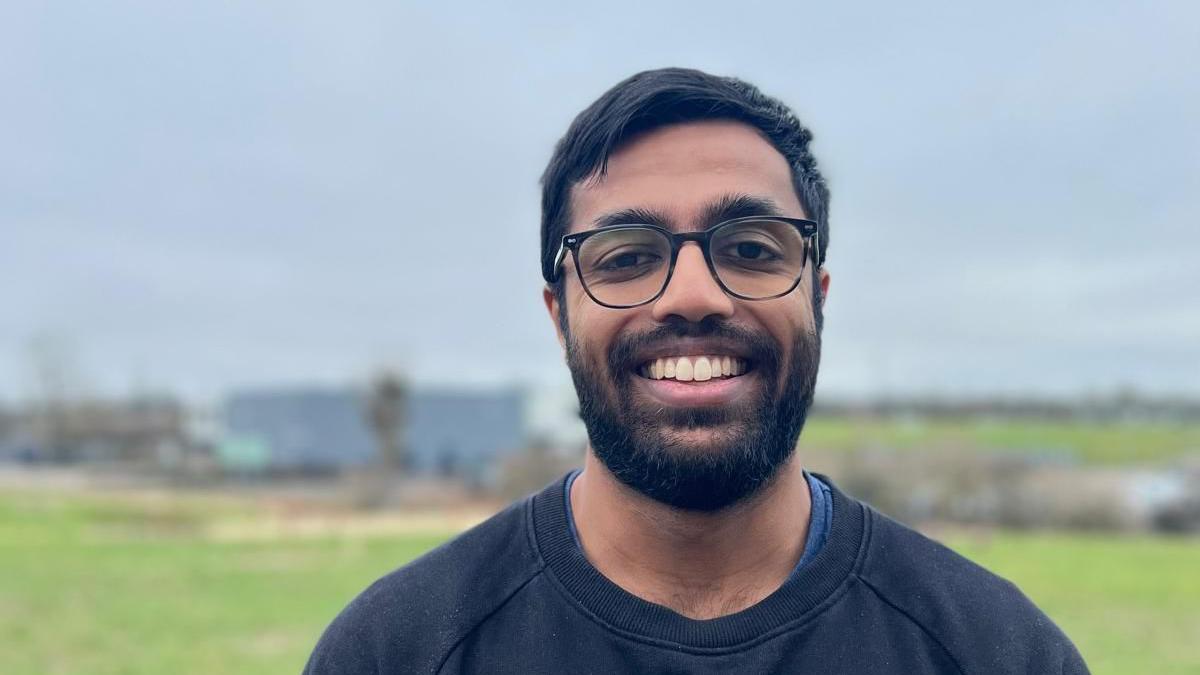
[544,120,830,511]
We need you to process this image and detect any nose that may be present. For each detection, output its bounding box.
[650,242,735,323]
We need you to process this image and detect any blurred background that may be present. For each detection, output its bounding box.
[2,1,1197,673]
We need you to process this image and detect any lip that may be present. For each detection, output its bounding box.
[631,369,757,407]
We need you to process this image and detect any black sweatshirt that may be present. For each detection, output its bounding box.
[304,474,1088,674]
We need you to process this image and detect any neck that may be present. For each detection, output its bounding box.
[570,451,811,620]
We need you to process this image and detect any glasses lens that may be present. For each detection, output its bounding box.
[575,227,671,307]
[710,219,808,299]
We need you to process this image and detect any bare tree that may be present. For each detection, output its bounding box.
[366,370,407,474]
[26,333,80,462]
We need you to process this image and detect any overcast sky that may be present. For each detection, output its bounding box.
[2,0,1197,407]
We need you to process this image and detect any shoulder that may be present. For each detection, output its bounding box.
[855,504,1088,673]
[303,496,544,674]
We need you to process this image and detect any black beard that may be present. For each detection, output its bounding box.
[565,315,821,512]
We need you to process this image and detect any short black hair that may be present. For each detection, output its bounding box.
[540,67,830,289]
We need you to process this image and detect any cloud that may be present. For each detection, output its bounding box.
[1,0,1196,403]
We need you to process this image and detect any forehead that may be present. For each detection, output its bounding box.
[568,120,805,232]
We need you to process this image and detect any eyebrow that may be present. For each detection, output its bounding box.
[590,193,786,231]
[699,193,787,226]
[592,207,671,229]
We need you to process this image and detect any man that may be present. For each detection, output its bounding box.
[305,68,1088,674]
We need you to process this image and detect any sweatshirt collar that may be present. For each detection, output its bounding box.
[530,471,866,650]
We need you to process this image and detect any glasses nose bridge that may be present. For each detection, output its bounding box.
[663,232,721,293]
[652,230,732,321]
[671,230,710,247]
[668,230,713,265]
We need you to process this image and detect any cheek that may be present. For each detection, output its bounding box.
[566,303,624,366]
[746,301,811,385]
[750,297,808,343]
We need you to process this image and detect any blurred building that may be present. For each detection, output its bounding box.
[220,389,376,473]
[0,397,189,466]
[218,386,527,482]
[408,389,527,481]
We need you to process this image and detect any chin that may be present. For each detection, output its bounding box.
[649,422,751,454]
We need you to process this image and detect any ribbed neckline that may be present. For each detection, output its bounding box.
[531,472,866,651]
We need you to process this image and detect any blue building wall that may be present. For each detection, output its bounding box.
[407,389,526,479]
[224,390,378,469]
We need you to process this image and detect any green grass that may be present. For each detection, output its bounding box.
[0,490,444,675]
[946,531,1200,674]
[803,416,1200,464]
[1,489,1197,674]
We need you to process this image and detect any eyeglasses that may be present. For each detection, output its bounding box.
[550,216,820,309]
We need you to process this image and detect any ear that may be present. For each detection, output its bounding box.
[543,285,567,351]
[817,267,831,307]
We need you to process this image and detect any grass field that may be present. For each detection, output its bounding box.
[1,487,1197,674]
[947,531,1200,674]
[802,416,1200,465]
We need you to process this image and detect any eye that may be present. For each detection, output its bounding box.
[577,227,670,285]
[733,241,777,261]
[719,237,783,262]
[601,250,660,270]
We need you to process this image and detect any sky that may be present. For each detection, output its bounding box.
[2,0,1197,408]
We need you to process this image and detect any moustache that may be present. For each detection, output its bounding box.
[606,317,783,381]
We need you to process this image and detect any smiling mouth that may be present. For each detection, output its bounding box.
[636,355,754,382]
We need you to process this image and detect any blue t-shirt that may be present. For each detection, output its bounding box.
[564,469,832,578]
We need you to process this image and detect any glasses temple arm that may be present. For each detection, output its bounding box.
[550,242,568,282]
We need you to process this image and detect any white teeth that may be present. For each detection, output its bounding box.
[675,357,694,381]
[639,355,749,381]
